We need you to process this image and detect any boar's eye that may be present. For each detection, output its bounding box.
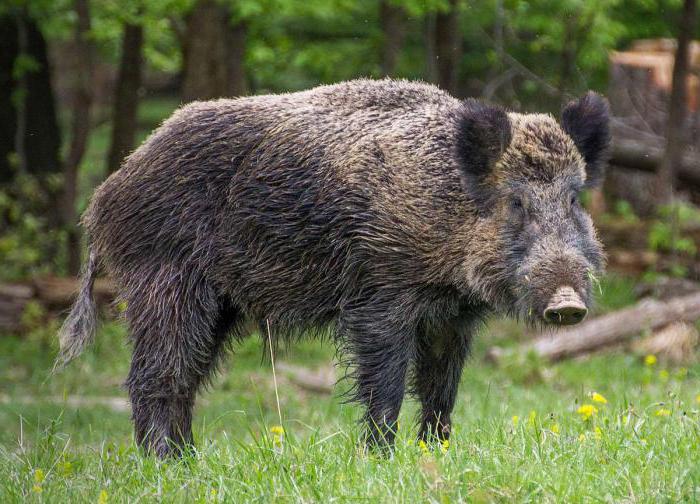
[569,193,579,208]
[510,196,525,214]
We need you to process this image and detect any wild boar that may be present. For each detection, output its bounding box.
[58,79,609,457]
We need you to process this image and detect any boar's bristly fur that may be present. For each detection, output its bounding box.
[58,79,609,457]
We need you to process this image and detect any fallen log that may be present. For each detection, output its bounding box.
[0,276,116,333]
[606,248,658,274]
[0,283,34,332]
[610,139,700,190]
[489,291,700,362]
[276,362,335,394]
[633,321,699,364]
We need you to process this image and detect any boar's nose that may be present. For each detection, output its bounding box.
[543,286,588,326]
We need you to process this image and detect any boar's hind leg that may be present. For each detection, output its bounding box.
[412,310,483,443]
[124,270,240,457]
[341,307,415,450]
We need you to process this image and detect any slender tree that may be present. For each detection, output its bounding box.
[655,0,697,203]
[424,11,437,83]
[0,11,61,185]
[106,20,144,174]
[226,20,247,96]
[434,0,461,95]
[379,0,405,77]
[63,0,94,274]
[182,0,247,102]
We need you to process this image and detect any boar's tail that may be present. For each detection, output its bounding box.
[55,247,100,369]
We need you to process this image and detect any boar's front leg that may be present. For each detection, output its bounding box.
[340,304,415,450]
[412,308,484,443]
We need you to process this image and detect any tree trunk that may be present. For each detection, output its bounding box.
[434,0,461,95]
[424,13,438,83]
[379,1,405,77]
[106,22,143,174]
[655,0,697,203]
[226,20,248,96]
[182,0,247,101]
[13,11,28,175]
[0,15,19,184]
[558,14,576,104]
[24,18,62,180]
[0,13,61,186]
[63,0,94,275]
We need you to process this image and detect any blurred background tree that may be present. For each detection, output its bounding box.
[0,0,698,284]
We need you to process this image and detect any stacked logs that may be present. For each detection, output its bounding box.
[0,276,115,333]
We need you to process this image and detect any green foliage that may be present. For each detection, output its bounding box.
[0,175,67,281]
[613,199,640,224]
[648,202,699,256]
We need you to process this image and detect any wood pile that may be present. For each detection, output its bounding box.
[607,39,700,209]
[0,276,115,332]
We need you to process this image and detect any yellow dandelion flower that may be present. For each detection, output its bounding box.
[440,439,449,454]
[644,354,657,367]
[696,394,700,404]
[576,404,599,420]
[594,426,603,439]
[511,415,519,427]
[31,469,44,494]
[270,425,284,436]
[655,408,671,417]
[210,488,217,497]
[591,392,608,404]
[528,410,537,426]
[659,370,670,382]
[418,439,429,454]
[59,460,73,476]
[98,489,109,504]
[578,433,587,442]
[550,423,560,435]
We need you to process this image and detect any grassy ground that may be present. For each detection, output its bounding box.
[1,276,699,502]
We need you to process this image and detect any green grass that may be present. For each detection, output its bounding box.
[1,280,699,502]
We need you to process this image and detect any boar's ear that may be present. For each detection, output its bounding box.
[455,99,512,207]
[561,92,611,188]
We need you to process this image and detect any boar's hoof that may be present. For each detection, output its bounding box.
[543,286,587,326]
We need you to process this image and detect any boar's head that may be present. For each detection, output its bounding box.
[456,92,610,326]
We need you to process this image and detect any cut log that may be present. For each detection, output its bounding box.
[33,276,115,307]
[491,292,700,362]
[0,276,116,333]
[633,321,699,363]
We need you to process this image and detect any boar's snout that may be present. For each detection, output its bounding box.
[543,286,587,326]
